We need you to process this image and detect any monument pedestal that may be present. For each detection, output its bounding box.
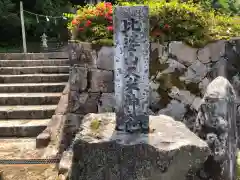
[69,113,210,180]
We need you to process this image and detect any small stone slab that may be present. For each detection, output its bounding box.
[89,69,114,93]
[59,150,73,175]
[69,65,88,92]
[36,132,51,148]
[96,46,114,70]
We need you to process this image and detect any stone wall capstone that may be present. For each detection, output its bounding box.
[68,39,240,132]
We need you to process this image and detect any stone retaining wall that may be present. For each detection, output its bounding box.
[68,42,114,117]
[68,39,240,131]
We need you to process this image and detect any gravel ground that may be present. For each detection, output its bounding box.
[0,164,59,180]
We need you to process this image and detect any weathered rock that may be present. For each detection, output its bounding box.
[213,57,227,77]
[149,88,161,112]
[63,82,70,95]
[180,61,208,83]
[98,93,115,113]
[68,92,101,114]
[70,113,210,180]
[194,76,238,180]
[59,150,73,175]
[68,41,96,67]
[36,132,51,148]
[89,69,113,93]
[68,92,88,113]
[65,113,84,132]
[169,41,197,66]
[183,112,198,132]
[55,93,68,115]
[36,114,67,149]
[96,46,114,71]
[151,42,165,63]
[161,58,186,74]
[57,113,84,154]
[208,40,225,62]
[69,65,88,92]
[158,100,187,120]
[197,46,211,64]
[191,97,202,111]
[232,74,240,93]
[150,80,160,90]
[58,174,68,180]
[169,86,195,105]
[198,78,210,95]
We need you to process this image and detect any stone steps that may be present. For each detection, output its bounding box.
[0,66,69,75]
[0,52,68,148]
[0,93,61,105]
[0,74,69,83]
[0,82,66,93]
[0,105,57,119]
[0,52,68,60]
[0,119,50,137]
[0,59,69,67]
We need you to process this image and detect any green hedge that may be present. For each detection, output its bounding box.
[66,0,240,47]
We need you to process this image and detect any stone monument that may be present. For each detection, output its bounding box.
[114,6,150,133]
[68,6,210,180]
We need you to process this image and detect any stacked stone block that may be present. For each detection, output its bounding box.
[68,42,114,120]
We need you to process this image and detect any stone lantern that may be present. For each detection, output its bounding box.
[41,33,48,51]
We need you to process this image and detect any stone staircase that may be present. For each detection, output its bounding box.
[0,52,69,161]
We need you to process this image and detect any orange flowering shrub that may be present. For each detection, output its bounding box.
[67,1,171,45]
[68,2,114,44]
[66,0,239,47]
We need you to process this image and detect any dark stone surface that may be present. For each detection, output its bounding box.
[68,92,101,114]
[89,69,114,93]
[69,65,88,92]
[68,41,96,67]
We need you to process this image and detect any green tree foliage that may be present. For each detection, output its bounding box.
[0,0,71,48]
[68,0,239,47]
[0,0,20,45]
[182,0,240,15]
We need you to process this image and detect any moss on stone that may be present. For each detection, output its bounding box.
[92,39,113,47]
[90,119,101,132]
